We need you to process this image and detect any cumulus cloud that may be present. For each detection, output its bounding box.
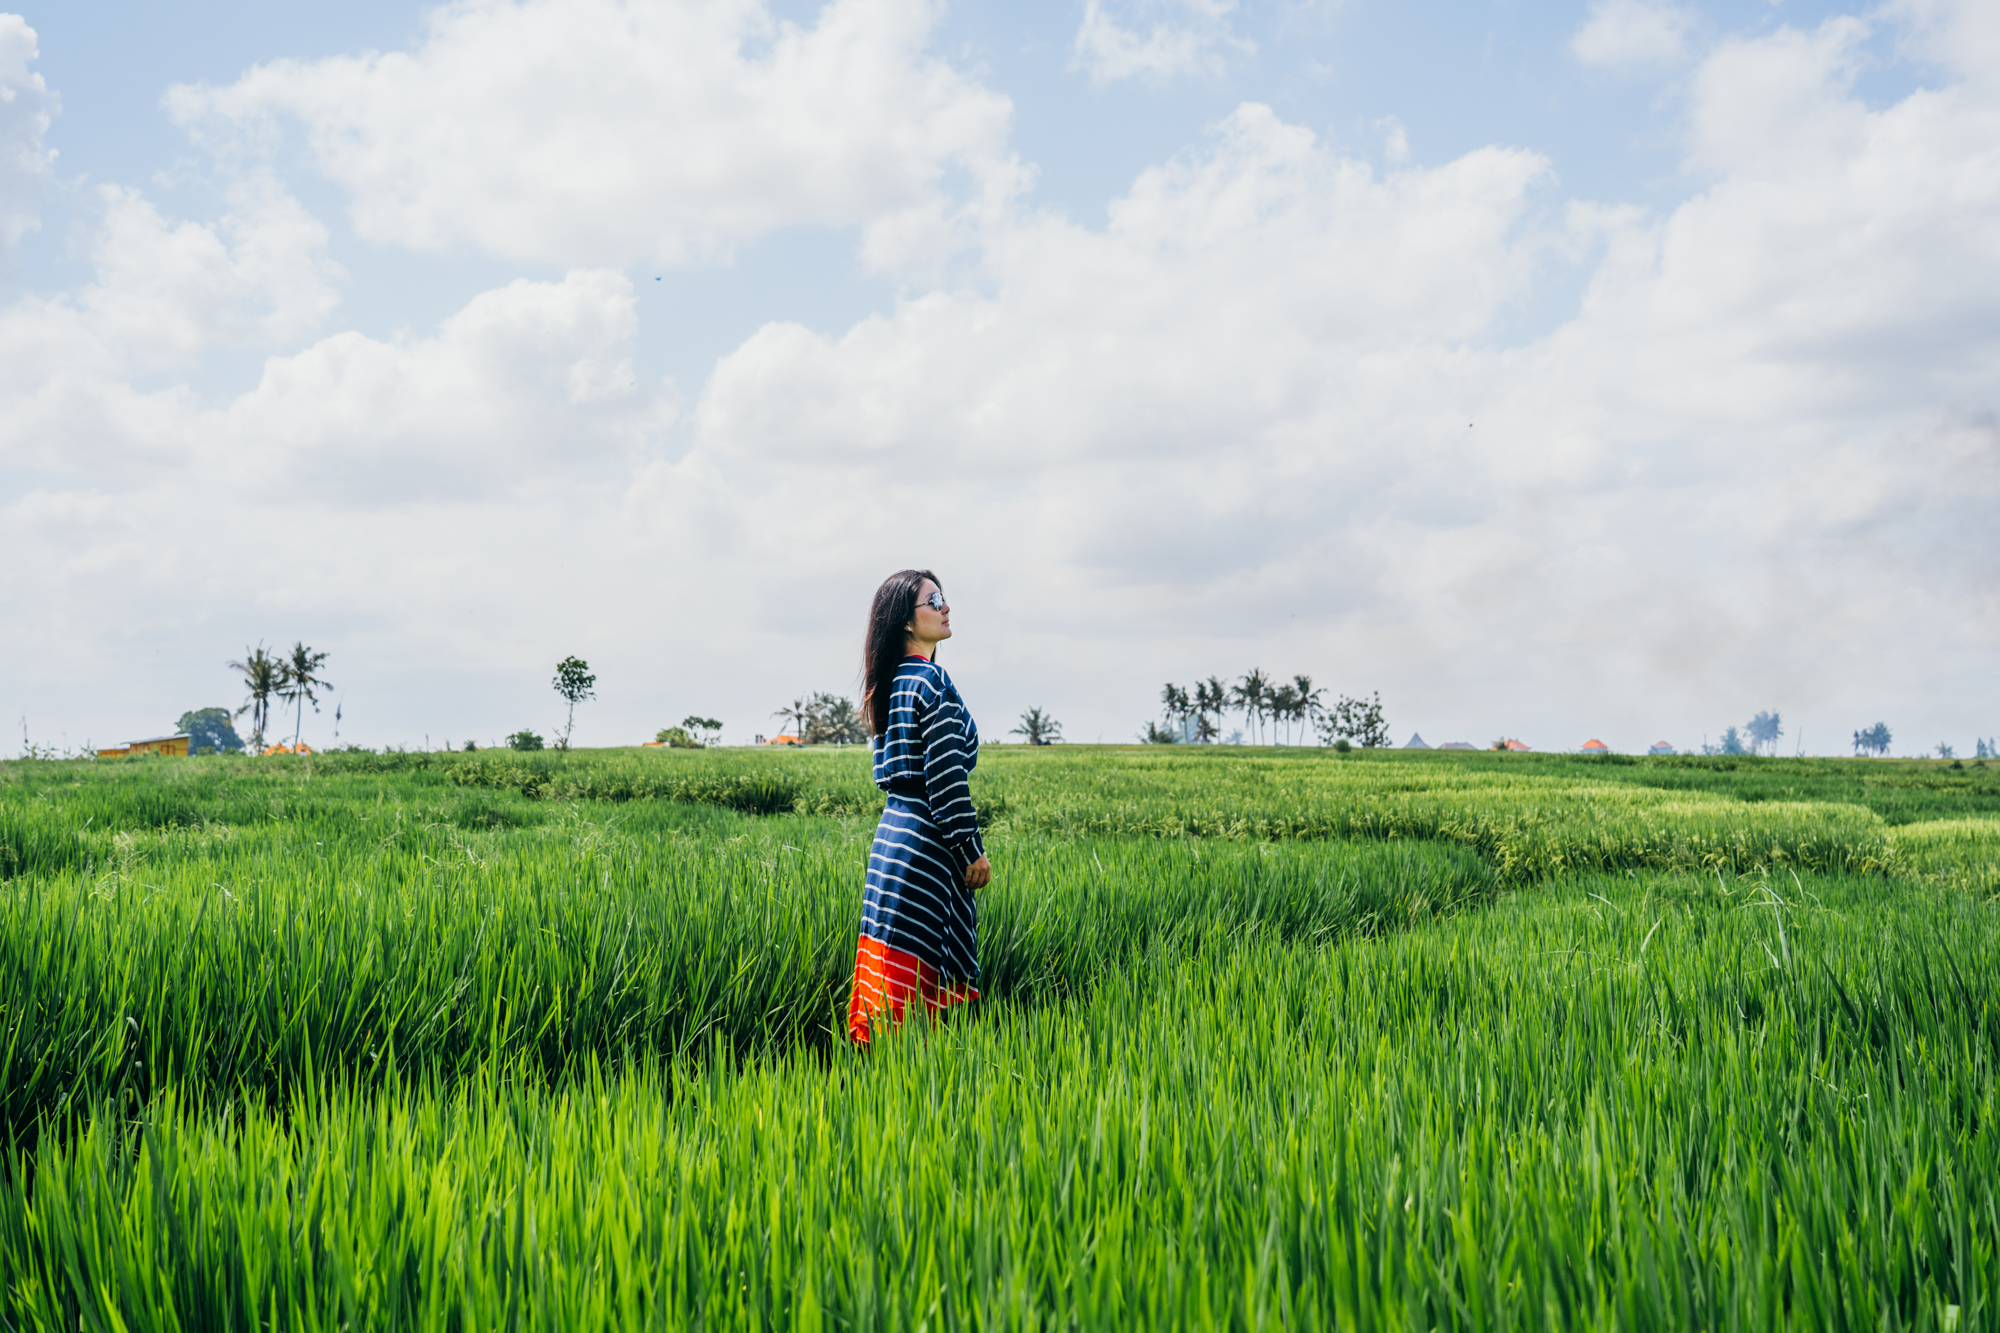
[0,13,56,252]
[1073,0,1253,85]
[0,266,678,739]
[165,0,1023,272]
[676,19,2000,745]
[1570,0,1699,70]
[7,1,2000,755]
[2,265,655,493]
[0,177,344,492]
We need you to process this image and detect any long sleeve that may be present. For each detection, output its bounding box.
[918,677,985,870]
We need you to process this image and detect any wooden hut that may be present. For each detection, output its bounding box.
[97,734,192,759]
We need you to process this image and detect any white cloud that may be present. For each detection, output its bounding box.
[1073,0,1253,85]
[671,26,2000,745]
[77,179,343,364]
[166,0,1023,273]
[7,3,2000,756]
[1887,0,2000,88]
[0,13,56,252]
[0,177,343,487]
[1570,0,1699,70]
[1,264,655,494]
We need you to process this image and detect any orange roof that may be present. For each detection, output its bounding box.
[1504,739,1531,751]
[1581,739,1608,751]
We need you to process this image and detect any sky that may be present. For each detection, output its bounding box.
[1,0,1995,756]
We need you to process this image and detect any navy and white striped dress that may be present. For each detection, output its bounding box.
[846,654,986,1042]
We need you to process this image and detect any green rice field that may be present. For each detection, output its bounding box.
[0,744,1996,1329]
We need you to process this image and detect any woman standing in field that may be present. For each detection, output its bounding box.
[846,569,992,1044]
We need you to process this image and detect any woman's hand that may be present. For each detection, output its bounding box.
[964,855,991,890]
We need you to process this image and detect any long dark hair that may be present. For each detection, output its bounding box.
[863,568,940,737]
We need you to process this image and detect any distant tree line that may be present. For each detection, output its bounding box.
[1146,672,1388,748]
[1853,722,1892,757]
[1704,710,1784,757]
[656,716,723,748]
[772,694,869,745]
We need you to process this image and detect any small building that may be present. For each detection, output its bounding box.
[765,734,803,746]
[262,742,313,756]
[98,734,191,759]
[1403,733,1432,749]
[1649,741,1676,756]
[1580,739,1610,755]
[1504,739,1532,752]
[1440,741,1477,750]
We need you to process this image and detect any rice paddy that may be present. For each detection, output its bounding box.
[0,745,1995,1329]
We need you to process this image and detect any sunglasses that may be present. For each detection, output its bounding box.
[917,591,949,614]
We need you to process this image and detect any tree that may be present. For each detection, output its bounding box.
[1139,720,1181,744]
[506,729,544,751]
[1978,738,1997,760]
[655,726,699,749]
[1012,707,1062,746]
[1233,669,1272,745]
[1194,677,1228,744]
[1160,683,1195,742]
[681,716,724,747]
[1852,722,1892,757]
[1291,675,1325,743]
[771,698,809,741]
[801,694,868,745]
[277,642,333,751]
[177,708,244,755]
[552,656,596,750]
[1746,710,1783,756]
[1935,742,1956,760]
[1268,684,1300,745]
[1321,692,1390,749]
[1703,726,1749,757]
[228,644,286,750]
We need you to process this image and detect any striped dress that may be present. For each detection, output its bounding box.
[846,654,986,1044]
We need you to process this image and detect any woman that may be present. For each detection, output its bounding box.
[846,569,993,1045]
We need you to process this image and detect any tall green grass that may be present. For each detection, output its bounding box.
[11,745,1958,886]
[1,746,1993,1329]
[4,868,1993,1330]
[0,805,1487,1152]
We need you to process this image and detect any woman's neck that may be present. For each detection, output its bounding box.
[904,637,937,661]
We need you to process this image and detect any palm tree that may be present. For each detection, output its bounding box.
[279,642,333,750]
[1292,675,1325,743]
[1012,707,1062,746]
[1234,669,1271,745]
[826,697,868,745]
[228,644,286,750]
[1195,677,1227,743]
[771,698,808,741]
[1269,684,1300,745]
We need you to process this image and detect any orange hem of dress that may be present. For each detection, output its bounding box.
[846,934,978,1045]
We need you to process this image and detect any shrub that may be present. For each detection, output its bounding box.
[506,730,544,752]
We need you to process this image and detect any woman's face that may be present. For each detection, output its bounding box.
[909,579,952,644]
